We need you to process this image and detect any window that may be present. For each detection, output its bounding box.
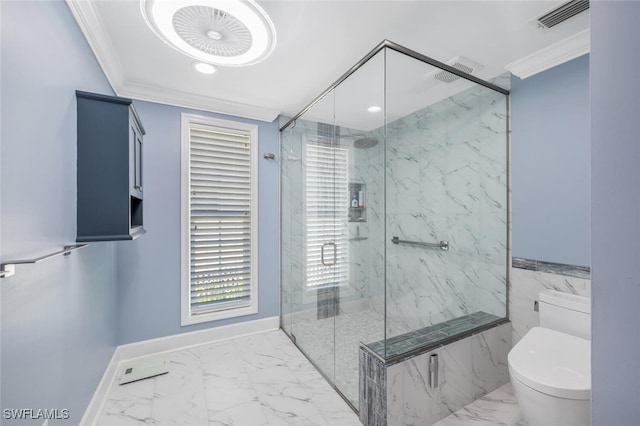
[304,140,349,290]
[181,114,258,325]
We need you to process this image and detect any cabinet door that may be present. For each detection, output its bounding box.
[130,118,143,198]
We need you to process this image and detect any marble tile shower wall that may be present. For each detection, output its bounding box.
[280,121,384,322]
[360,322,511,426]
[282,83,508,343]
[509,265,591,346]
[280,124,304,331]
[350,137,386,313]
[356,85,509,338]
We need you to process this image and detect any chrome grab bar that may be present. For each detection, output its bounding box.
[321,242,337,266]
[391,236,449,251]
[0,244,88,278]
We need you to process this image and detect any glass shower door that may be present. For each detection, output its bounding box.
[282,92,340,383]
[332,49,386,407]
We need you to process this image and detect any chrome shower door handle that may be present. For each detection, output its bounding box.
[321,242,337,266]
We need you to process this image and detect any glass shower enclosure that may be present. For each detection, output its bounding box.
[280,40,509,409]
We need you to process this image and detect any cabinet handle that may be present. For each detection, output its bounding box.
[134,135,143,191]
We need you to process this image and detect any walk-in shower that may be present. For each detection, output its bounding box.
[280,40,509,411]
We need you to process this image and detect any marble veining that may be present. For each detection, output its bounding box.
[280,62,509,420]
[360,322,511,426]
[291,306,385,408]
[97,330,361,426]
[364,82,509,339]
[509,266,591,346]
[281,76,509,345]
[433,382,524,426]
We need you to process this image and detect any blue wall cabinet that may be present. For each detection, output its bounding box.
[76,91,146,241]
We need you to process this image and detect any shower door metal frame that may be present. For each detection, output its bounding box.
[279,39,509,133]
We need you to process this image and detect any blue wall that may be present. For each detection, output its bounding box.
[116,102,280,344]
[511,55,590,267]
[1,1,117,424]
[1,0,280,421]
[591,1,640,423]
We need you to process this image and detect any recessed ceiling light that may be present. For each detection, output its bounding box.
[367,106,382,113]
[141,0,277,67]
[193,62,216,74]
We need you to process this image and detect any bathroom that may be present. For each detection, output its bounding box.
[1,0,639,425]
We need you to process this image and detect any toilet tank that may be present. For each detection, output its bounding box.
[538,290,591,340]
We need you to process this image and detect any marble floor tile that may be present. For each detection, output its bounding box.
[97,330,361,426]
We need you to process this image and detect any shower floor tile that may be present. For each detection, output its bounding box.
[433,382,525,426]
[290,308,385,407]
[97,330,361,426]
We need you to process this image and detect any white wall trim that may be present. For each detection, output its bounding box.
[119,80,280,122]
[80,316,279,425]
[505,28,590,79]
[79,348,120,426]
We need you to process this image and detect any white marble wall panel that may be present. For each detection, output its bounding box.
[470,323,511,399]
[384,84,508,337]
[281,83,508,336]
[509,267,591,346]
[384,323,511,426]
[440,338,474,417]
[349,134,386,311]
[399,350,444,426]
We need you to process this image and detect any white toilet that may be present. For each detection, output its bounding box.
[508,290,591,426]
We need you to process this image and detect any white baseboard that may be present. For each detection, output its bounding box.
[116,316,279,361]
[79,349,120,426]
[80,316,279,425]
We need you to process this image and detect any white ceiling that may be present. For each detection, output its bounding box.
[67,1,590,125]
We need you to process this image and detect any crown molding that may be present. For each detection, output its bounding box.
[118,80,280,122]
[506,28,590,79]
[65,0,279,123]
[65,0,125,91]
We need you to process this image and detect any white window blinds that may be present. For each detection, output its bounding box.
[186,120,257,319]
[304,142,349,289]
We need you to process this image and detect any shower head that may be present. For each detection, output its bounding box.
[335,132,379,148]
[353,137,379,149]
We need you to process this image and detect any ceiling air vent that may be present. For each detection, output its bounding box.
[433,57,483,84]
[537,0,589,29]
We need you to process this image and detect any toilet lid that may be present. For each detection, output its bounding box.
[508,327,590,400]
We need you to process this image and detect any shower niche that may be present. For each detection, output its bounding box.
[348,183,366,222]
[280,40,509,423]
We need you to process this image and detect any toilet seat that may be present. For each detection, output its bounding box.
[508,327,590,400]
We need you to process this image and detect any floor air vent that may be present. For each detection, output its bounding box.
[537,0,589,29]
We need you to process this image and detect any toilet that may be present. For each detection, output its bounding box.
[508,290,591,426]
